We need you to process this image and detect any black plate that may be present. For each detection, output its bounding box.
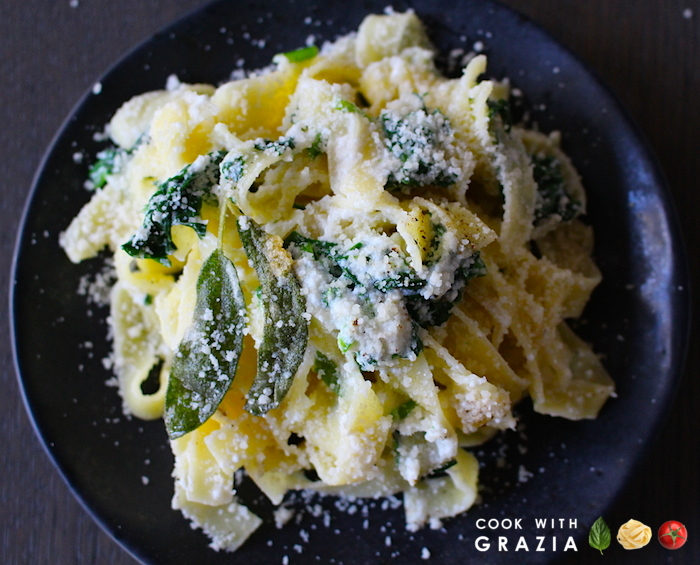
[11,0,690,564]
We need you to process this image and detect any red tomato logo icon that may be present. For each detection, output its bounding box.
[658,521,687,550]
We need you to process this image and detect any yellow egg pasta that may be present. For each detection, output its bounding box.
[60,10,614,552]
[617,519,652,549]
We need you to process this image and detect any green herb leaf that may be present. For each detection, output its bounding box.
[285,231,369,289]
[285,231,335,258]
[89,147,126,189]
[122,151,226,266]
[285,231,352,283]
[487,98,513,133]
[381,105,457,190]
[306,132,324,159]
[531,154,582,225]
[373,269,426,293]
[589,516,611,555]
[220,155,246,183]
[424,222,446,265]
[425,458,457,479]
[282,45,319,63]
[337,336,354,354]
[406,252,486,328]
[335,99,363,114]
[238,216,308,415]
[313,351,340,394]
[391,399,417,420]
[392,430,401,461]
[253,136,296,156]
[89,135,145,189]
[164,249,246,439]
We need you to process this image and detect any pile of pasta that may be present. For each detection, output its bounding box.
[61,11,614,552]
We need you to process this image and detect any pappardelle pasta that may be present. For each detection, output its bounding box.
[61,11,614,552]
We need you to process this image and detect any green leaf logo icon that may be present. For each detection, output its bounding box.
[589,516,612,554]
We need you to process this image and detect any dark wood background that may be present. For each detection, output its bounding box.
[1,1,697,564]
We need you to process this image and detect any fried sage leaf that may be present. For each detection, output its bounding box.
[164,249,246,438]
[123,151,225,266]
[238,216,308,415]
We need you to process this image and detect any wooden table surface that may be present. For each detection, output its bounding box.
[1,1,698,564]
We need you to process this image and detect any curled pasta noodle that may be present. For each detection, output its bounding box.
[617,519,652,549]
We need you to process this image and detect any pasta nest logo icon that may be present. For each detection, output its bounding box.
[616,519,652,549]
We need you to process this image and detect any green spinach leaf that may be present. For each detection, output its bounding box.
[532,154,582,225]
[122,151,225,266]
[391,399,417,421]
[406,252,486,327]
[313,351,340,395]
